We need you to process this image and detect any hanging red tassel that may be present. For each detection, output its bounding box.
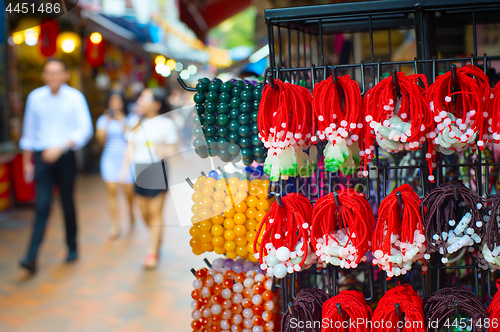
[39,19,59,57]
[85,35,105,67]
[321,290,372,332]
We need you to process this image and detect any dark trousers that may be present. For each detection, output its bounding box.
[26,151,77,261]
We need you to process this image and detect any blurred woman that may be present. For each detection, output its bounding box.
[96,92,135,239]
[123,87,178,268]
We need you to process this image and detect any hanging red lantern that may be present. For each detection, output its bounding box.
[39,19,59,57]
[85,32,105,67]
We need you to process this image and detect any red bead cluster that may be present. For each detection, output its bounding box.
[191,266,281,332]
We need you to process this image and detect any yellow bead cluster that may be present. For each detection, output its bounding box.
[189,175,272,261]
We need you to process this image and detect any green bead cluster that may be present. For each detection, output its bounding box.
[192,78,267,166]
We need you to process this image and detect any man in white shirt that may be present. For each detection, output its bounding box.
[19,59,93,273]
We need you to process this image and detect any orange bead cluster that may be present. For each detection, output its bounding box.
[189,174,273,260]
[190,261,281,332]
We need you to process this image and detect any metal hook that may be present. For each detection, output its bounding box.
[201,171,207,177]
[360,61,366,96]
[333,192,341,207]
[451,64,459,92]
[376,59,382,84]
[432,56,437,83]
[396,191,403,207]
[191,268,197,276]
[203,258,212,268]
[395,303,402,317]
[453,184,460,201]
[483,53,488,74]
[186,178,194,188]
[414,57,418,75]
[177,77,197,92]
[288,303,293,315]
[392,68,401,97]
[331,66,342,95]
[274,192,284,207]
[336,303,343,315]
[267,70,279,91]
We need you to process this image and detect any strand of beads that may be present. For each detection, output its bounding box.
[420,181,487,265]
[371,284,425,332]
[312,75,364,174]
[363,72,432,177]
[254,193,316,279]
[259,80,316,181]
[189,170,273,260]
[426,65,491,158]
[372,184,426,278]
[482,191,500,271]
[321,290,372,332]
[423,287,488,332]
[488,280,500,332]
[192,78,266,165]
[310,189,374,269]
[191,259,281,332]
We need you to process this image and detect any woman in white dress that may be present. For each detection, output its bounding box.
[123,87,178,268]
[96,92,135,239]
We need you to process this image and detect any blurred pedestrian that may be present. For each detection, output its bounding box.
[95,92,135,239]
[123,87,178,269]
[19,58,93,273]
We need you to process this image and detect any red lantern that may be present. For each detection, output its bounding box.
[85,33,105,67]
[39,20,59,57]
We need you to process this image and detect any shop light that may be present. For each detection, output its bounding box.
[155,63,171,77]
[166,59,176,70]
[180,70,190,80]
[161,67,171,77]
[12,32,23,44]
[90,32,102,44]
[155,55,166,65]
[62,39,76,53]
[175,62,183,72]
[187,64,197,75]
[24,28,38,46]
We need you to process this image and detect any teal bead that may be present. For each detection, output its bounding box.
[230,97,242,109]
[218,149,231,162]
[193,114,203,126]
[240,90,252,102]
[251,135,261,146]
[203,113,216,125]
[228,143,240,156]
[235,80,245,89]
[220,81,234,92]
[239,137,252,148]
[217,127,229,138]
[228,132,240,143]
[206,91,218,102]
[196,82,208,93]
[253,100,260,111]
[242,156,253,165]
[193,126,205,138]
[229,109,240,120]
[239,113,251,125]
[208,82,220,92]
[195,104,205,114]
[244,83,254,91]
[219,92,231,103]
[205,136,216,146]
[199,77,210,84]
[251,123,259,135]
[231,87,242,97]
[193,137,205,148]
[256,83,263,89]
[195,146,209,158]
[251,111,258,123]
[228,120,240,132]
[255,156,266,164]
[253,89,262,100]
[238,125,251,137]
[217,114,230,126]
[217,102,230,114]
[205,126,216,137]
[205,102,217,113]
[208,148,218,157]
[239,102,252,113]
[253,146,266,157]
[193,92,205,104]
[213,78,223,84]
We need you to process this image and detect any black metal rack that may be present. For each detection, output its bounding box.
[262,0,500,316]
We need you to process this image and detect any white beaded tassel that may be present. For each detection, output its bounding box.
[314,230,367,269]
[373,229,426,278]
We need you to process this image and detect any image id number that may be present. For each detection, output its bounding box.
[6,2,61,14]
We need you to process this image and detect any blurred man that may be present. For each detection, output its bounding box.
[19,58,93,274]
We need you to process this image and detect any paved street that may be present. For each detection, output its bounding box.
[0,166,217,332]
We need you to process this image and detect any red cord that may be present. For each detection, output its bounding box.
[488,81,500,143]
[254,193,315,278]
[371,284,425,332]
[489,280,500,332]
[311,189,374,269]
[372,184,426,278]
[321,290,372,332]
